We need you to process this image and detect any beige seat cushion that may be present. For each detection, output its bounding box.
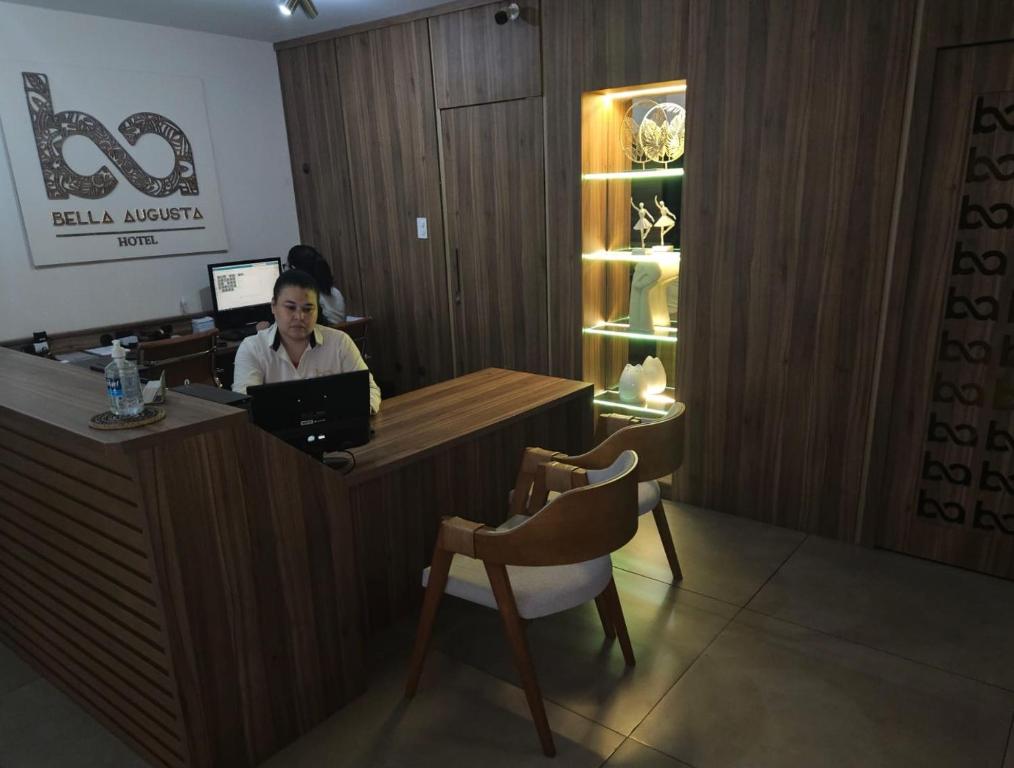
[423,553,613,620]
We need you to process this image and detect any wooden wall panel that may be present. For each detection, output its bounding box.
[863,0,1014,572]
[441,97,549,375]
[428,0,542,109]
[276,42,364,313]
[336,22,454,394]
[672,0,917,538]
[543,0,689,379]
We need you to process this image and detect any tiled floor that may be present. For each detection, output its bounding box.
[3,501,1014,767]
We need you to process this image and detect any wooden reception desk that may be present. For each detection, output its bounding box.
[0,349,591,767]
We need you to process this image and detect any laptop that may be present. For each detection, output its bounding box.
[247,370,371,457]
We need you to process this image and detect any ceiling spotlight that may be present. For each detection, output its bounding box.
[278,0,317,19]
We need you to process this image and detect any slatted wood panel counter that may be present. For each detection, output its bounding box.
[346,368,593,633]
[0,348,365,768]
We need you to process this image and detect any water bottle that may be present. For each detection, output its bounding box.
[105,340,143,417]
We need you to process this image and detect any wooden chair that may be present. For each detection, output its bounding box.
[405,450,641,757]
[137,329,219,388]
[510,402,687,582]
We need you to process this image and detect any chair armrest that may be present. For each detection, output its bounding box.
[601,413,641,436]
[509,446,564,518]
[540,461,589,494]
[437,516,489,557]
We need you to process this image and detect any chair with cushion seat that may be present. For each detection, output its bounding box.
[510,401,687,583]
[137,329,219,388]
[405,450,641,757]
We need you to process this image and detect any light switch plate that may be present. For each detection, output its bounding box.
[416,217,428,239]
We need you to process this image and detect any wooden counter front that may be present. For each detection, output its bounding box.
[0,348,364,768]
[347,368,593,633]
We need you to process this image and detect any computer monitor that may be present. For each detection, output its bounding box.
[207,257,281,330]
[247,370,371,459]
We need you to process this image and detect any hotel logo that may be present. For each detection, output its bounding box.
[22,71,199,200]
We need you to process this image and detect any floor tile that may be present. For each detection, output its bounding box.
[0,641,38,698]
[748,536,1014,689]
[0,678,147,767]
[613,501,806,606]
[263,644,622,768]
[429,567,737,735]
[605,739,694,767]
[633,611,1014,768]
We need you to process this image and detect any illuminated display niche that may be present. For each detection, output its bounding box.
[581,79,686,416]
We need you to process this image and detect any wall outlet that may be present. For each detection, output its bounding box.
[180,296,189,314]
[416,217,428,239]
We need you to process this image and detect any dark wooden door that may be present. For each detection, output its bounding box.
[876,41,1014,577]
[276,42,364,314]
[441,97,549,376]
[336,21,454,394]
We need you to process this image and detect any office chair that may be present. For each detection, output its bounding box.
[137,329,219,388]
[406,450,640,757]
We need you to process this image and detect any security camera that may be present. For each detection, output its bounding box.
[494,2,520,24]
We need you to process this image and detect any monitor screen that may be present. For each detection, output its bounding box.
[247,370,371,458]
[208,258,281,313]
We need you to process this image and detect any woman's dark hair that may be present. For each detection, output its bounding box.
[272,269,318,302]
[287,244,335,297]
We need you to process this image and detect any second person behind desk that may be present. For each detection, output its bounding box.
[287,244,346,326]
[231,268,381,414]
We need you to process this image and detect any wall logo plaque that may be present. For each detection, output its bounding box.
[0,63,228,265]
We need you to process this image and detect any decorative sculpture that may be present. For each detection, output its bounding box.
[629,258,680,334]
[620,100,657,168]
[638,102,686,166]
[619,363,646,402]
[631,198,655,252]
[653,195,676,249]
[642,355,666,394]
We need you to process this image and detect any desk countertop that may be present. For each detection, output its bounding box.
[348,368,591,485]
[0,347,244,451]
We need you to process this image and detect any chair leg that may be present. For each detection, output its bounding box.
[484,563,556,758]
[652,501,683,582]
[594,594,616,639]
[602,577,635,667]
[405,547,453,698]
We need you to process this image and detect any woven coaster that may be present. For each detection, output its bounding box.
[89,406,166,430]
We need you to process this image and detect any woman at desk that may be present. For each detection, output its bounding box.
[232,269,381,414]
[287,244,346,326]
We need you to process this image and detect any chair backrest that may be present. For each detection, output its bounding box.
[476,450,639,567]
[137,329,218,387]
[575,401,686,482]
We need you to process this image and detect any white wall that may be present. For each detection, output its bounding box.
[0,1,299,341]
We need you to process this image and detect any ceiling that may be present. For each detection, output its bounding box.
[4,0,456,43]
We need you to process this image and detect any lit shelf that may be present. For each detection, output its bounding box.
[583,250,680,264]
[583,319,677,343]
[593,387,677,417]
[581,168,684,181]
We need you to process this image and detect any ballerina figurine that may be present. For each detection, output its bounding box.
[631,198,655,252]
[653,195,676,248]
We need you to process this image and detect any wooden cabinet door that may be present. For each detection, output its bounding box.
[875,41,1014,577]
[276,42,363,313]
[441,97,549,375]
[428,1,542,109]
[336,22,454,394]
